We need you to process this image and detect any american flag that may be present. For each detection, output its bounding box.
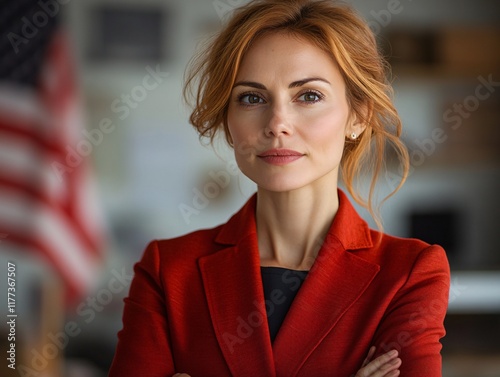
[0,2,106,303]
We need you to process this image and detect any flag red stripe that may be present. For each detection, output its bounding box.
[0,175,101,256]
[0,228,84,301]
[0,121,63,155]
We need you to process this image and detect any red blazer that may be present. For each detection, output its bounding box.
[109,190,450,377]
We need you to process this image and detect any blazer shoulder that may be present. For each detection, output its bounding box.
[368,229,450,276]
[150,224,224,260]
[372,228,429,249]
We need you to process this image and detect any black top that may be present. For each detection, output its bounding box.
[260,266,308,343]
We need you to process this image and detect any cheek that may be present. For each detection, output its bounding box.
[227,106,249,143]
[303,108,349,151]
[227,123,248,156]
[227,109,257,162]
[227,107,265,149]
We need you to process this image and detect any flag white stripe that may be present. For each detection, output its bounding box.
[73,166,107,246]
[0,136,68,203]
[0,85,51,129]
[0,187,98,293]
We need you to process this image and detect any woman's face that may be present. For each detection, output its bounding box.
[227,32,359,193]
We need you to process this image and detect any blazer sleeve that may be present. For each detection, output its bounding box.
[109,241,175,377]
[371,245,450,376]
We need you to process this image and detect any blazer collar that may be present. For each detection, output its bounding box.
[200,190,378,376]
[215,189,373,251]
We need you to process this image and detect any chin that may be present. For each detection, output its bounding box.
[246,166,340,193]
[247,172,314,193]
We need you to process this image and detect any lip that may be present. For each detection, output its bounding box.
[257,148,304,165]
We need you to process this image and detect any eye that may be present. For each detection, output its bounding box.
[297,90,324,104]
[238,93,266,106]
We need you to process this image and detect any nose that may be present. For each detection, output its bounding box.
[264,106,293,138]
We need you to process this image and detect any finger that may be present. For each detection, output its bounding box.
[360,350,399,375]
[360,357,401,377]
[362,346,377,367]
[379,357,401,374]
[373,358,401,377]
[172,374,191,377]
[384,370,400,377]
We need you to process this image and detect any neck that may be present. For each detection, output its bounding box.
[256,178,340,270]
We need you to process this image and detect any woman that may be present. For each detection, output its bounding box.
[109,1,450,376]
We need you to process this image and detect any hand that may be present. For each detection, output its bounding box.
[355,346,401,377]
[172,374,191,377]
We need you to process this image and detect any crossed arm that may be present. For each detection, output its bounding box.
[172,346,402,377]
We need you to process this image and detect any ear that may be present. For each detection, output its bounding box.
[346,121,367,140]
[345,103,370,140]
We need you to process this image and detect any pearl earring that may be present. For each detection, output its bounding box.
[351,133,357,140]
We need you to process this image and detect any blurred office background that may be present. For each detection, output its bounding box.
[0,0,499,376]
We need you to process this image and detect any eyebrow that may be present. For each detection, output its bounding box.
[232,77,331,90]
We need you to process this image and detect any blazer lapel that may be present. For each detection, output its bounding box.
[198,195,275,377]
[273,191,380,376]
[272,234,380,376]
